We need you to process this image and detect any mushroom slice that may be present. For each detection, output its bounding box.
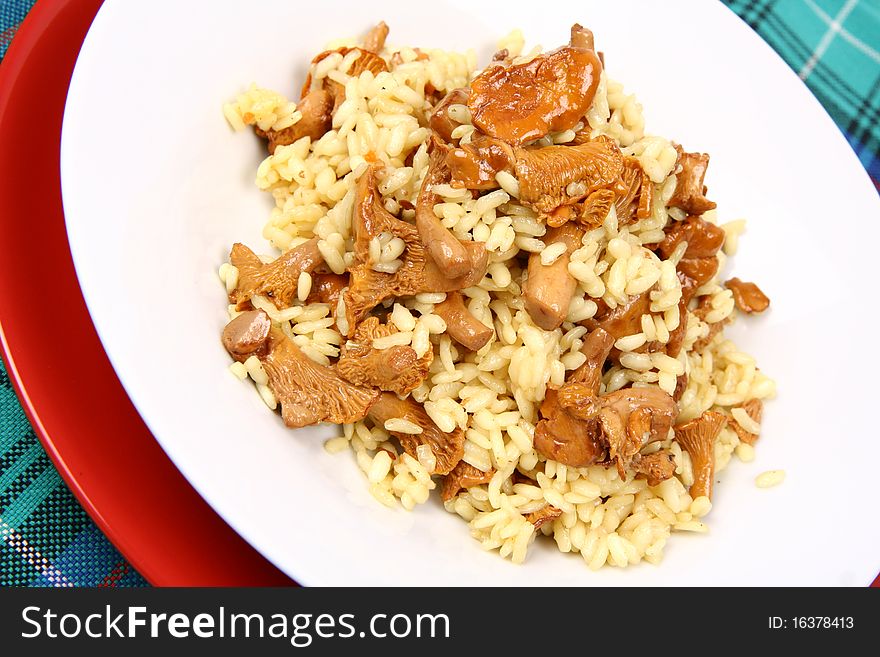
[658,215,725,260]
[440,461,495,501]
[725,278,770,314]
[572,327,615,390]
[344,166,428,331]
[513,137,624,214]
[526,505,562,529]
[363,20,389,53]
[367,392,465,475]
[569,23,595,51]
[446,132,515,190]
[430,88,470,144]
[337,316,432,396]
[417,137,476,279]
[668,146,717,215]
[421,242,488,292]
[598,387,678,476]
[523,223,584,331]
[222,322,378,428]
[632,450,676,486]
[300,36,389,110]
[574,188,616,228]
[730,398,763,445]
[582,289,652,339]
[255,89,333,153]
[674,410,727,500]
[222,310,272,362]
[533,328,615,467]
[433,291,494,351]
[534,389,606,467]
[229,238,324,308]
[692,317,729,352]
[673,373,688,403]
[345,166,487,333]
[613,157,653,225]
[306,272,348,306]
[468,32,602,145]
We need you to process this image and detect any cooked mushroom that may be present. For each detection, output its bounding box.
[573,188,615,228]
[513,136,625,214]
[674,410,727,499]
[658,215,725,260]
[673,372,688,403]
[535,324,678,472]
[468,29,602,145]
[300,25,390,111]
[582,289,652,339]
[692,317,729,352]
[526,505,563,529]
[344,166,487,333]
[594,387,677,476]
[416,137,477,278]
[725,278,770,314]
[523,223,584,330]
[229,238,324,308]
[445,132,515,190]
[533,328,614,466]
[430,88,470,144]
[569,23,595,51]
[575,326,616,392]
[632,450,676,486]
[306,272,348,306]
[658,215,725,293]
[337,316,432,395]
[363,20,389,53]
[222,309,272,361]
[613,157,654,225]
[255,89,333,153]
[664,297,689,359]
[421,242,488,292]
[668,146,717,215]
[222,317,378,428]
[367,392,465,475]
[730,398,763,445]
[440,461,495,501]
[534,389,606,466]
[433,291,494,351]
[345,165,433,328]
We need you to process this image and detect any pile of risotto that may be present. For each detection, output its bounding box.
[218,22,776,569]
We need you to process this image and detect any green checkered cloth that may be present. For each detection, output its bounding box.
[1,0,878,587]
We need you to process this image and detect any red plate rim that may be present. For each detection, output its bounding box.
[0,0,293,587]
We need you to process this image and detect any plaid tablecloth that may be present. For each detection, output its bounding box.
[1,0,878,587]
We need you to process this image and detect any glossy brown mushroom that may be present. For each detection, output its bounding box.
[433,291,494,351]
[337,317,432,396]
[725,278,770,314]
[367,393,465,475]
[468,34,602,145]
[523,223,584,330]
[674,410,727,499]
[440,461,495,501]
[229,238,324,308]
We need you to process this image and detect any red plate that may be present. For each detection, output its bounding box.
[0,0,293,586]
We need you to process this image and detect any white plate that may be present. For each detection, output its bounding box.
[61,0,880,585]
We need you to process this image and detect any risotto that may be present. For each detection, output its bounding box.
[218,22,775,569]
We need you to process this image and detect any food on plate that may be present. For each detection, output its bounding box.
[218,22,775,568]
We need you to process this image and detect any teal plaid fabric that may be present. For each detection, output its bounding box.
[1,0,878,587]
[724,0,880,185]
[0,0,148,587]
